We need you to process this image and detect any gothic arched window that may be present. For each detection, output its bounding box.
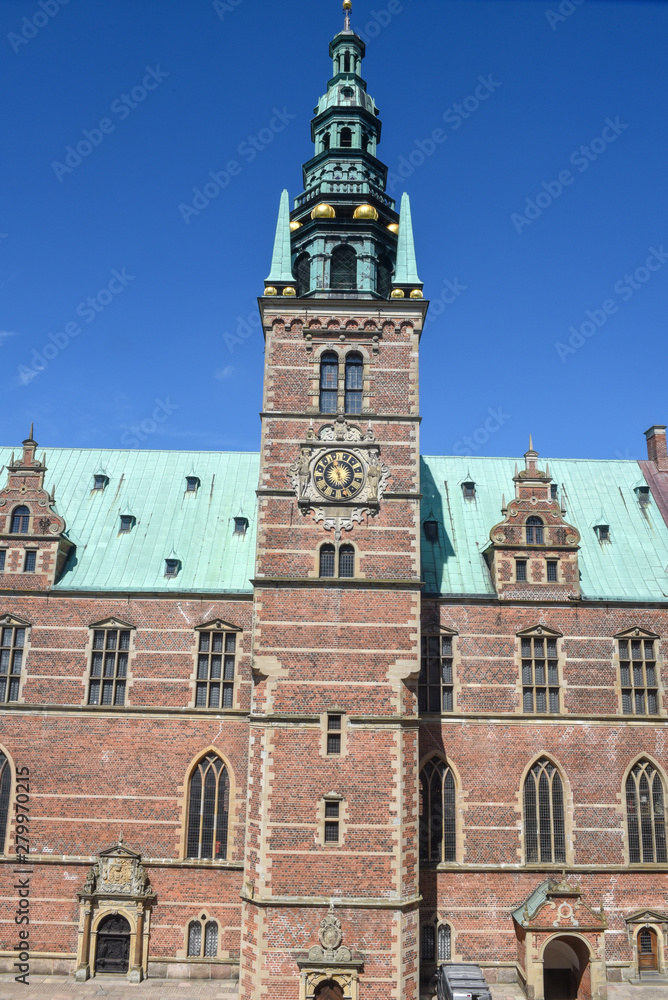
[319,352,339,413]
[344,352,363,414]
[438,923,452,962]
[420,758,456,862]
[186,753,229,860]
[294,253,311,297]
[10,507,29,534]
[377,255,393,299]
[0,752,10,853]
[340,127,352,148]
[523,757,566,863]
[626,759,667,863]
[526,516,544,544]
[330,245,357,290]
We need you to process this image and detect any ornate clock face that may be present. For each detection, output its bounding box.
[313,450,365,501]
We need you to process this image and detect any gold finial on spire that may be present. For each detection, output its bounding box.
[343,0,352,30]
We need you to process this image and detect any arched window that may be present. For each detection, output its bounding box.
[330,245,357,290]
[204,920,218,957]
[339,545,354,578]
[10,507,29,534]
[524,757,566,863]
[377,255,393,299]
[345,352,363,414]
[320,544,336,578]
[319,352,339,413]
[0,752,10,853]
[340,127,352,148]
[421,924,435,961]
[420,758,456,862]
[343,52,351,73]
[438,923,452,962]
[626,760,667,863]
[186,752,229,860]
[526,516,544,544]
[322,131,330,151]
[294,253,311,297]
[187,920,202,957]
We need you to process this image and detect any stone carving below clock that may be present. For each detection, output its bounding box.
[307,906,352,963]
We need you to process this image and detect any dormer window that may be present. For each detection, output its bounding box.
[550,484,558,500]
[10,507,29,534]
[462,481,476,500]
[595,524,610,542]
[635,485,651,505]
[93,475,108,491]
[165,558,180,578]
[526,516,544,544]
[234,517,248,534]
[423,520,439,543]
[119,515,135,534]
[186,476,200,493]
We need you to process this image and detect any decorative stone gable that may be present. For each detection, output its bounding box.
[296,906,363,1000]
[0,428,73,589]
[484,441,581,600]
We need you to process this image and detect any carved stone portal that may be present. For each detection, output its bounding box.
[297,907,363,1000]
[75,836,155,982]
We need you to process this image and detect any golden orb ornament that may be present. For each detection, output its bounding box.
[282,286,297,297]
[343,0,352,9]
[264,286,278,296]
[289,220,302,231]
[311,202,336,220]
[410,289,424,299]
[387,222,400,235]
[390,288,405,299]
[354,204,379,221]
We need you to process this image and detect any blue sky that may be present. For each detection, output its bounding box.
[1,0,666,461]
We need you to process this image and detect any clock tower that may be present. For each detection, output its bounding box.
[241,3,428,997]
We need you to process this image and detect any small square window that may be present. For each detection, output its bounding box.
[186,476,199,493]
[462,482,476,499]
[546,560,558,582]
[595,525,610,542]
[93,475,107,491]
[636,485,651,504]
[165,559,180,578]
[119,515,134,533]
[234,517,248,534]
[423,520,439,542]
[516,560,527,582]
[0,551,5,572]
[23,551,36,573]
[324,821,339,843]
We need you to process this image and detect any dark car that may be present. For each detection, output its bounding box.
[437,963,493,1000]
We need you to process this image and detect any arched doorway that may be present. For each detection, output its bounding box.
[638,928,658,973]
[315,980,344,1000]
[543,936,591,1000]
[94,914,131,974]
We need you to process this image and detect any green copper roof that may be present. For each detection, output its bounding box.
[0,447,259,593]
[266,189,294,284]
[421,455,668,601]
[394,193,422,286]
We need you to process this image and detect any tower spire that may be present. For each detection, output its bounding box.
[343,0,352,32]
[265,189,294,290]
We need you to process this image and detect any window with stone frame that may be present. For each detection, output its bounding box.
[194,622,239,709]
[438,923,452,962]
[421,924,435,961]
[0,617,29,704]
[617,630,660,716]
[419,632,456,713]
[419,757,456,863]
[520,628,561,714]
[625,759,667,864]
[0,751,11,853]
[526,516,544,544]
[87,621,133,707]
[344,352,364,415]
[319,352,339,413]
[523,757,566,863]
[10,506,29,534]
[186,752,229,860]
[187,915,219,957]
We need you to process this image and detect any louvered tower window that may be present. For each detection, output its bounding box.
[294,252,311,297]
[419,758,456,862]
[186,752,229,860]
[319,352,339,413]
[340,126,352,148]
[344,353,363,414]
[330,245,357,290]
[626,760,667,863]
[524,757,566,863]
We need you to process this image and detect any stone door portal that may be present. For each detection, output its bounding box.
[315,982,345,1000]
[638,928,658,972]
[94,914,131,974]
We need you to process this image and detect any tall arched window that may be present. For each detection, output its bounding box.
[319,352,339,413]
[339,545,355,578]
[187,920,202,957]
[10,507,29,534]
[322,131,330,151]
[438,923,452,962]
[204,920,219,957]
[330,245,357,290]
[526,516,544,544]
[626,760,667,863]
[294,253,311,297]
[377,255,393,299]
[523,757,566,863]
[343,52,351,72]
[345,352,363,414]
[0,752,10,853]
[186,752,229,860]
[319,544,336,578]
[420,758,456,862]
[340,127,352,148]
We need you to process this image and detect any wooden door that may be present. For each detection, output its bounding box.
[638,928,658,971]
[315,981,344,1000]
[95,914,131,974]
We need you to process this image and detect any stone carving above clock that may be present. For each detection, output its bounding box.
[288,418,390,539]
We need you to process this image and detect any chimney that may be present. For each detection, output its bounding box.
[645,425,668,471]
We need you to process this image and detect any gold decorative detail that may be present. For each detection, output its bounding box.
[387,223,400,234]
[343,0,352,9]
[289,220,302,231]
[264,286,278,296]
[353,204,379,221]
[390,288,405,298]
[311,203,336,220]
[410,289,423,298]
[282,287,297,296]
